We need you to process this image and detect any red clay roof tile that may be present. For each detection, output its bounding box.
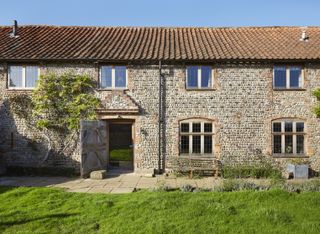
[0,25,320,61]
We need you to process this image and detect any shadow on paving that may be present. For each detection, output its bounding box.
[0,175,81,188]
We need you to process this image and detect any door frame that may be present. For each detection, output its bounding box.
[106,119,135,170]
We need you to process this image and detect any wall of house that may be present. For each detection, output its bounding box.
[0,63,161,174]
[0,62,320,174]
[164,63,320,172]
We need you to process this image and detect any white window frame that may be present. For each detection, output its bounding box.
[186,66,214,89]
[179,119,214,157]
[8,65,40,89]
[99,66,128,90]
[272,119,306,157]
[273,66,304,90]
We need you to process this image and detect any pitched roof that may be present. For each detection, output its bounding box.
[0,25,320,62]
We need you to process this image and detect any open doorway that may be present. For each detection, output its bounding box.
[108,121,134,171]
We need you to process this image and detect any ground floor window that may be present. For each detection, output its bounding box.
[272,119,305,156]
[179,119,214,156]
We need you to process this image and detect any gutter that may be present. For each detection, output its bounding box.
[158,60,163,174]
[1,58,319,64]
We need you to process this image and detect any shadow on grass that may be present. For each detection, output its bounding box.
[0,213,78,226]
[0,186,16,194]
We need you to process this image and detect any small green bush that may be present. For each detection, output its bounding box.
[284,180,320,192]
[222,164,282,179]
[213,179,268,192]
[152,181,175,192]
[180,184,194,192]
[238,181,262,191]
[215,179,239,192]
[268,179,320,193]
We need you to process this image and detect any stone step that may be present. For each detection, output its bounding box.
[90,170,107,180]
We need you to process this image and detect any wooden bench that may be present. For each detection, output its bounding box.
[171,156,221,178]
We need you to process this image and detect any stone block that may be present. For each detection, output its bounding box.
[90,170,107,180]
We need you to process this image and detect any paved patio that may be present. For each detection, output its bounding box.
[0,173,221,194]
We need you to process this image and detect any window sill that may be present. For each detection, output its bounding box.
[179,154,215,159]
[98,88,129,91]
[6,88,34,91]
[186,88,216,91]
[273,154,308,159]
[273,88,306,91]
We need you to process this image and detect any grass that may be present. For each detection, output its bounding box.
[110,149,132,161]
[1,187,320,233]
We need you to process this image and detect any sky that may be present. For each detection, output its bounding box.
[0,0,319,27]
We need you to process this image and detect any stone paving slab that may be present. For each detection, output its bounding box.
[136,183,156,189]
[119,181,138,188]
[0,174,223,194]
[104,181,122,188]
[67,187,91,193]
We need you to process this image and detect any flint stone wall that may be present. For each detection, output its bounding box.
[0,62,319,174]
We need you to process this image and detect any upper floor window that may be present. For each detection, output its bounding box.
[180,119,214,156]
[100,66,127,89]
[186,66,213,89]
[273,66,303,89]
[272,119,305,156]
[8,65,39,88]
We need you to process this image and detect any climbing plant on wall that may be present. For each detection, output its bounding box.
[8,72,101,163]
[313,88,320,117]
[32,73,100,132]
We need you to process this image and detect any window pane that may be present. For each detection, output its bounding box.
[204,136,212,153]
[201,66,211,88]
[192,136,201,154]
[296,122,304,132]
[274,66,286,88]
[273,135,282,154]
[180,136,189,154]
[181,123,189,133]
[115,66,126,88]
[9,66,23,87]
[273,123,281,132]
[285,122,293,132]
[285,135,293,154]
[297,135,304,154]
[192,123,201,133]
[204,123,212,133]
[101,66,112,88]
[290,67,301,88]
[187,66,198,88]
[25,66,38,87]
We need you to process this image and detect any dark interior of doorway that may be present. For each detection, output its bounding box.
[109,123,133,171]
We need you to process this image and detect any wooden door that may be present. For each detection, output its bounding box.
[80,120,108,177]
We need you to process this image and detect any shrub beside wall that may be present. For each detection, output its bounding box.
[222,163,282,179]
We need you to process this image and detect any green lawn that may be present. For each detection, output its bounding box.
[0,187,320,234]
[110,149,132,161]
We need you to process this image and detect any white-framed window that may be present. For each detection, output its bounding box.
[8,65,39,89]
[272,120,305,156]
[273,66,303,89]
[179,119,214,156]
[100,66,127,89]
[186,66,214,89]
